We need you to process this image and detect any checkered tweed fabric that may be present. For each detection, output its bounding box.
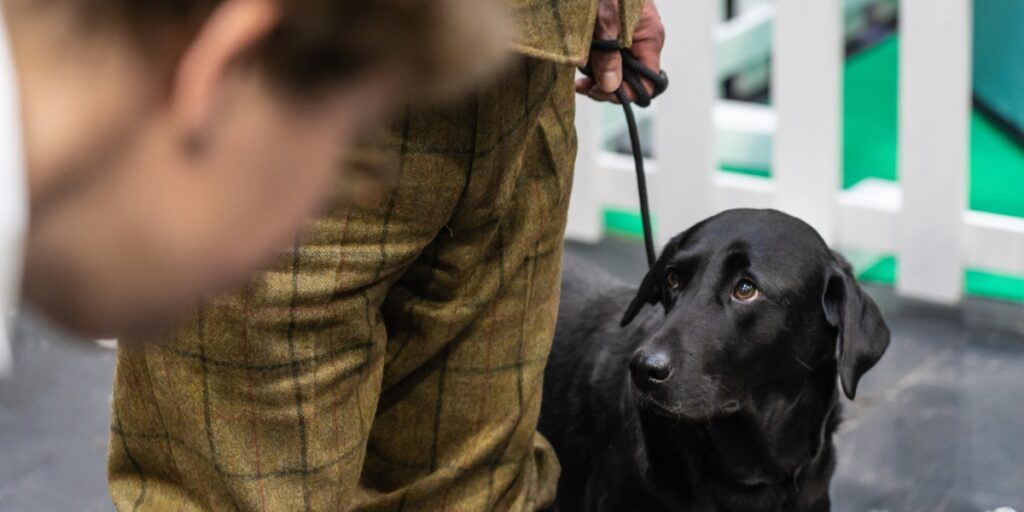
[109,56,577,511]
[510,0,646,66]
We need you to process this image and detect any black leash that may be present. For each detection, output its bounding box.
[581,40,669,270]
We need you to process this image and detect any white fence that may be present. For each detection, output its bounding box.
[566,0,1024,306]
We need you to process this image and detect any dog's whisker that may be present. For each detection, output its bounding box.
[793,356,813,371]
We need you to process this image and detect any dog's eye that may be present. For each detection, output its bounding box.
[732,279,759,302]
[666,271,681,290]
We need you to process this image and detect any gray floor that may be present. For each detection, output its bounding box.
[1,238,1022,511]
[0,316,114,512]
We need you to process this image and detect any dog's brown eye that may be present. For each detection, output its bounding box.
[666,271,681,290]
[733,279,759,301]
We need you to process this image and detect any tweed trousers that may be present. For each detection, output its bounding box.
[109,57,577,511]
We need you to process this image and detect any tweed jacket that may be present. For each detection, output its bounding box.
[510,0,645,65]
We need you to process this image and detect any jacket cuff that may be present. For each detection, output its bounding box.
[618,0,645,49]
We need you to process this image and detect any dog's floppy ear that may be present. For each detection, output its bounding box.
[823,251,890,400]
[620,265,664,326]
[620,233,688,327]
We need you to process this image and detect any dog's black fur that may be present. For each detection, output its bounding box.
[538,209,890,512]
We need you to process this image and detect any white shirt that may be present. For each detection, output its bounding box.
[0,6,28,377]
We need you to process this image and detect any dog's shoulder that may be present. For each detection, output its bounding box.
[554,253,646,372]
[561,252,631,299]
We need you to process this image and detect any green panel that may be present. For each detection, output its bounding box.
[858,255,897,284]
[965,268,1024,303]
[721,164,771,179]
[970,111,1024,217]
[841,35,1024,216]
[974,0,1024,135]
[852,255,1024,304]
[843,36,900,188]
[603,208,647,240]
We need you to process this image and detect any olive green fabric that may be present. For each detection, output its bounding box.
[109,57,577,511]
[510,0,646,66]
[109,1,652,508]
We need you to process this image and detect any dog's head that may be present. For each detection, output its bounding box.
[621,209,889,484]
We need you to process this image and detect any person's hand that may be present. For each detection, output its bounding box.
[576,0,665,103]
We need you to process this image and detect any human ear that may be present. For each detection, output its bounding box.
[172,0,281,150]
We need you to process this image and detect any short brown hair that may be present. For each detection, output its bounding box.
[32,0,509,99]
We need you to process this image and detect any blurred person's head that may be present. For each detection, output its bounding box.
[1,0,508,336]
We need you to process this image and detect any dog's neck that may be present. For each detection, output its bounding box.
[627,406,837,512]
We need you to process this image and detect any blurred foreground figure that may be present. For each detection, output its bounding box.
[110,0,665,510]
[0,0,507,350]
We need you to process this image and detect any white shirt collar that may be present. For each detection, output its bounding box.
[0,6,28,377]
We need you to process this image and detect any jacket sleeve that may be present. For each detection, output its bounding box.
[618,0,646,50]
[509,0,647,67]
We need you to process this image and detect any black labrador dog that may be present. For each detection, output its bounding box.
[538,209,890,512]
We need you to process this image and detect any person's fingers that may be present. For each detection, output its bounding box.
[588,89,620,103]
[581,78,621,103]
[585,0,665,104]
[627,1,665,98]
[576,77,595,95]
[591,52,623,94]
[591,0,623,94]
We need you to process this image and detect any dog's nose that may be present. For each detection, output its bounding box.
[630,351,672,387]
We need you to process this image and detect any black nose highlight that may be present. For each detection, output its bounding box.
[630,351,673,387]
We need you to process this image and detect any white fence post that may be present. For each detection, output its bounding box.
[897,0,971,304]
[565,94,605,243]
[1,7,26,378]
[653,0,717,248]
[772,0,843,244]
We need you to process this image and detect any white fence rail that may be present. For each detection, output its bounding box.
[566,0,1024,305]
